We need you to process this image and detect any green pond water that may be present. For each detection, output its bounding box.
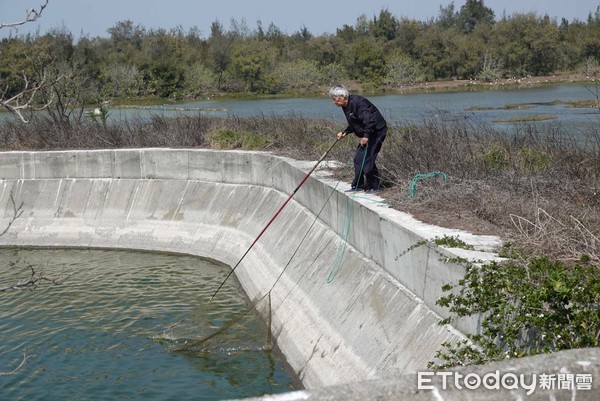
[0,248,297,400]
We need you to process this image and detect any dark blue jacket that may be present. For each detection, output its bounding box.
[342,95,387,139]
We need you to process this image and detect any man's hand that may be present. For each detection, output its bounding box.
[360,137,368,146]
[337,132,346,140]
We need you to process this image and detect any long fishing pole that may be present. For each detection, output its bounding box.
[209,137,340,302]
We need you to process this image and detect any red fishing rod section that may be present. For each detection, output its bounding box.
[209,138,340,302]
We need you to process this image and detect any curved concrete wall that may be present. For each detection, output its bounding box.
[0,149,500,389]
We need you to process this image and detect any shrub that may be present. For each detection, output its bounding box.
[431,257,600,368]
[481,143,510,170]
[518,146,550,173]
[206,128,270,150]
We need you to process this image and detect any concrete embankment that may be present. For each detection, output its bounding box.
[4,148,591,399]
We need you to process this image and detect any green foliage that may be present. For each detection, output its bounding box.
[518,146,551,173]
[457,0,495,33]
[385,52,422,87]
[183,63,217,98]
[432,257,600,368]
[349,37,386,85]
[497,242,527,260]
[101,62,139,97]
[0,39,35,97]
[265,60,324,94]
[372,9,400,40]
[206,128,270,150]
[434,235,475,250]
[3,2,600,99]
[490,13,563,76]
[145,62,185,98]
[481,143,510,170]
[230,40,275,92]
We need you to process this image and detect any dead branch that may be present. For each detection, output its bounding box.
[0,66,63,124]
[0,1,49,30]
[510,206,600,264]
[0,261,64,292]
[0,353,31,376]
[570,215,600,262]
[0,191,64,291]
[510,213,538,237]
[0,192,24,237]
[0,1,59,123]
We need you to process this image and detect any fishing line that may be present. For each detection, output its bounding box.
[174,156,344,352]
[172,141,442,350]
[209,137,341,302]
[348,171,448,206]
[174,170,449,350]
[326,170,448,282]
[174,186,341,352]
[326,143,368,282]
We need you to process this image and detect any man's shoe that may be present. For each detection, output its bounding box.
[344,187,363,193]
[366,188,383,194]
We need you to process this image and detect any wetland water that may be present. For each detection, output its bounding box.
[0,248,296,401]
[105,83,599,130]
[1,84,598,132]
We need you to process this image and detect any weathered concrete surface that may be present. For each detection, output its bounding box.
[0,149,595,399]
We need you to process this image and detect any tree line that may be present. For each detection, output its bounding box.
[1,0,600,119]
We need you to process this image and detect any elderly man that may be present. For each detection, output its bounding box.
[329,84,387,194]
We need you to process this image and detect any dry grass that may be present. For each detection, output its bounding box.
[378,116,600,265]
[1,111,599,265]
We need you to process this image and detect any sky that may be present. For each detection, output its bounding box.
[1,0,599,39]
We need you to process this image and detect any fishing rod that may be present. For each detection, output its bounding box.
[176,175,343,352]
[209,137,340,302]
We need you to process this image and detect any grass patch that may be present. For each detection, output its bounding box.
[206,128,271,150]
[465,104,536,111]
[565,99,600,108]
[492,115,557,123]
[500,103,536,110]
[465,106,495,111]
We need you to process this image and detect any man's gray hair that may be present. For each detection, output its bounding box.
[328,84,349,98]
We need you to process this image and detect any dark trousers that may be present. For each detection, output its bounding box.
[352,129,386,190]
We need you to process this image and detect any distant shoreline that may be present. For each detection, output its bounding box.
[1,73,597,116]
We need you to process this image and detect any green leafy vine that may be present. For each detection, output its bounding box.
[430,257,600,369]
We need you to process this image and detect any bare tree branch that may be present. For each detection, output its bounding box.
[0,261,64,291]
[0,192,24,237]
[0,353,31,376]
[0,1,59,123]
[0,1,49,30]
[0,65,62,123]
[0,186,54,376]
[0,186,65,292]
[0,191,64,291]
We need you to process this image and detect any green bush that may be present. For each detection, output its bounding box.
[206,129,270,150]
[434,235,475,250]
[480,143,510,170]
[431,257,600,368]
[518,146,550,173]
